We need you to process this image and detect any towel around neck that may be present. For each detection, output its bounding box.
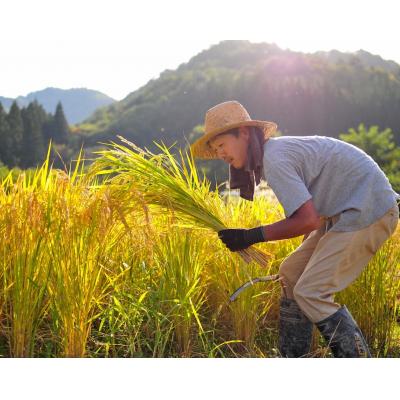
[228,127,266,201]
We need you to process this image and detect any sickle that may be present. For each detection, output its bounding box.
[229,274,281,302]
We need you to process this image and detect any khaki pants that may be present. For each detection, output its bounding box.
[279,205,399,323]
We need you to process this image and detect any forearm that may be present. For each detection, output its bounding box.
[218,199,324,251]
[262,216,322,242]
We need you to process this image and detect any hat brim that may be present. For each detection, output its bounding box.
[190,120,278,159]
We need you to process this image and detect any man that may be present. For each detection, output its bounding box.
[191,100,400,358]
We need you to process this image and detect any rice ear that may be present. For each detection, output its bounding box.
[91,136,272,267]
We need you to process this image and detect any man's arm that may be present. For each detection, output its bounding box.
[262,199,323,241]
[218,199,324,251]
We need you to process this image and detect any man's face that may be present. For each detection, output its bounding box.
[209,127,250,169]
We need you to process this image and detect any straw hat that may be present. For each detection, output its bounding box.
[191,101,277,159]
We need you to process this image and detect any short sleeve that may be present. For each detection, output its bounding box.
[265,162,312,218]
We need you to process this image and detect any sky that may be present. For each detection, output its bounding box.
[1,0,399,101]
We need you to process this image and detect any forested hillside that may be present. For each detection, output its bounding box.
[79,40,400,151]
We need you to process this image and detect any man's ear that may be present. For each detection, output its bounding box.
[239,126,250,142]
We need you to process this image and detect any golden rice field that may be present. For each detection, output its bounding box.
[0,142,399,358]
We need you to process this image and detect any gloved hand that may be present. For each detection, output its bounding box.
[218,227,266,251]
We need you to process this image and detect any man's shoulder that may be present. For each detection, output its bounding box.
[263,138,282,164]
[264,135,345,153]
[264,135,330,147]
[263,135,346,170]
[263,135,320,157]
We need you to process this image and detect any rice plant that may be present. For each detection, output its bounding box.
[0,152,54,356]
[0,140,398,358]
[0,187,51,357]
[45,184,127,357]
[152,228,207,356]
[89,137,272,268]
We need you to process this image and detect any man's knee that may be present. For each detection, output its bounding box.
[293,280,339,323]
[279,251,313,293]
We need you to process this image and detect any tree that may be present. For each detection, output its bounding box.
[5,101,23,167]
[340,124,400,192]
[21,102,46,168]
[0,102,11,165]
[52,102,70,143]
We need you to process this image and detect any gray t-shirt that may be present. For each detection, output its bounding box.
[262,135,400,232]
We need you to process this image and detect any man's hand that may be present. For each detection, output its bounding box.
[218,227,265,252]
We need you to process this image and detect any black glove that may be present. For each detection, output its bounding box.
[218,227,266,252]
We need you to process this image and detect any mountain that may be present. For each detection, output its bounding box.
[0,87,116,124]
[314,49,400,75]
[0,96,14,110]
[78,40,400,160]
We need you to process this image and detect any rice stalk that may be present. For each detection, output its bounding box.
[0,151,55,357]
[89,137,271,268]
[154,228,208,356]
[46,186,123,357]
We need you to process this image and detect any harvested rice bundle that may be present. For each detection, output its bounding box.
[90,136,271,267]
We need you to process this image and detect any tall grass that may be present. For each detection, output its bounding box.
[0,187,51,356]
[0,142,398,357]
[153,229,207,356]
[0,153,54,356]
[46,187,121,357]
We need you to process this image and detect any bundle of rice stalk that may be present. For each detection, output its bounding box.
[90,136,271,267]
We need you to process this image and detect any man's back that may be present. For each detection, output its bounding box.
[263,135,399,231]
